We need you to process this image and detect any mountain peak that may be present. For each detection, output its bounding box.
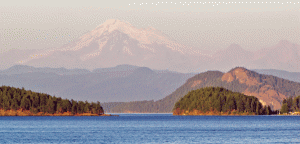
[230,67,248,72]
[94,19,133,33]
[90,19,170,43]
[214,43,247,56]
[275,40,298,50]
[102,19,121,25]
[222,67,259,84]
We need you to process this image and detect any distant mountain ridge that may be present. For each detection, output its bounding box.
[212,44,254,67]
[0,65,91,75]
[102,67,300,113]
[248,40,300,72]
[252,69,300,83]
[0,65,195,103]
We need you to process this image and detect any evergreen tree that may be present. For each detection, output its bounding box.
[266,105,271,115]
[71,100,78,114]
[256,102,262,115]
[20,96,31,110]
[236,98,245,112]
[280,103,289,114]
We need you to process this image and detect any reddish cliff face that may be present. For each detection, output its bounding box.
[221,68,287,110]
[190,80,202,88]
[222,67,259,85]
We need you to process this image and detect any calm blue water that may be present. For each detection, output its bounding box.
[0,114,299,143]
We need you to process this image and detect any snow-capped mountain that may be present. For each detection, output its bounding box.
[0,19,299,73]
[17,19,209,73]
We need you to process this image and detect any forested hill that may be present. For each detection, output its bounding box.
[0,86,104,116]
[173,87,272,115]
[102,67,300,113]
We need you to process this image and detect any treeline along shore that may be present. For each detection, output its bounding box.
[0,86,105,116]
[280,96,300,115]
[1,84,298,116]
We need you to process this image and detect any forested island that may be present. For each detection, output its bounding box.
[173,87,276,115]
[0,86,106,116]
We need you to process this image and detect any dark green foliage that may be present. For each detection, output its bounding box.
[280,103,289,114]
[0,86,104,115]
[173,87,270,115]
[71,99,78,115]
[280,96,300,113]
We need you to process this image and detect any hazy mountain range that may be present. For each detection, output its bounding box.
[0,65,195,102]
[252,69,300,83]
[0,19,299,73]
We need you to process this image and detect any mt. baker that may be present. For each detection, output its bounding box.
[19,19,209,73]
[6,19,300,73]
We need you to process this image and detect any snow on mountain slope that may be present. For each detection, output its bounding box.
[17,19,209,72]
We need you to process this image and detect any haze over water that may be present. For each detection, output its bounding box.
[0,114,299,143]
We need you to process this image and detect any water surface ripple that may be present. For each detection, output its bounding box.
[0,114,299,143]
